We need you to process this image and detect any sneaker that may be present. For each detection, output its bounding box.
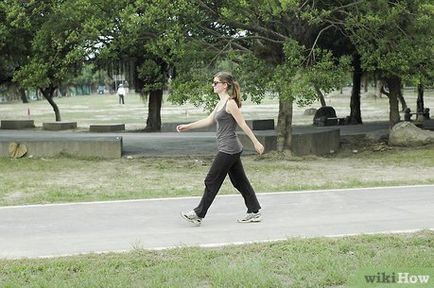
[180,210,202,225]
[237,212,262,223]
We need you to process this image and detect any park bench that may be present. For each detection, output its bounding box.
[313,106,345,127]
[245,119,274,130]
[43,121,77,131]
[89,124,125,132]
[1,120,35,129]
[404,108,430,122]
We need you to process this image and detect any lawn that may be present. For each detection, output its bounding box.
[1,144,433,206]
[0,231,432,287]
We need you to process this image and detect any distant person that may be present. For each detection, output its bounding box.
[117,84,125,104]
[177,71,264,226]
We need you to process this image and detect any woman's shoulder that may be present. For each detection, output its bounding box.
[227,98,238,107]
[225,98,239,113]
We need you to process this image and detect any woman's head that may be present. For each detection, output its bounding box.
[212,71,242,107]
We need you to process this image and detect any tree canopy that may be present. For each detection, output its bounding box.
[2,0,433,150]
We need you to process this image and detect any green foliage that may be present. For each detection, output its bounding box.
[3,0,432,121]
[344,0,434,85]
[9,0,99,91]
[137,59,167,92]
[153,0,354,111]
[67,64,102,87]
[168,66,215,111]
[0,1,33,84]
[233,53,275,104]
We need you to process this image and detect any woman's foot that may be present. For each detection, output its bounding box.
[237,212,262,223]
[180,210,202,225]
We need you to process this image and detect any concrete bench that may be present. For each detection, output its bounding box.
[0,136,122,158]
[43,121,77,131]
[245,119,275,130]
[237,128,340,156]
[89,124,125,132]
[421,119,434,131]
[1,120,35,129]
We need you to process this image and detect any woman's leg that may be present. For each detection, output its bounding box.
[194,152,236,218]
[228,155,261,213]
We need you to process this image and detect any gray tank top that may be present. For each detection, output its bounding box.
[214,100,243,154]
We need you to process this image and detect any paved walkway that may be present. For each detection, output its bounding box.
[1,185,433,259]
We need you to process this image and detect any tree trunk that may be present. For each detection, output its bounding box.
[349,53,362,124]
[19,88,28,103]
[385,76,401,127]
[144,89,163,132]
[376,80,383,98]
[314,85,326,107]
[363,74,368,93]
[40,86,61,121]
[276,98,293,152]
[417,84,424,113]
[397,87,407,112]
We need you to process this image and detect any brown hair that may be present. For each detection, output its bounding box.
[214,71,242,108]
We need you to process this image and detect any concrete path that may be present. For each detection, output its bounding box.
[0,185,433,259]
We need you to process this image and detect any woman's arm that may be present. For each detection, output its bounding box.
[226,100,264,155]
[176,111,216,132]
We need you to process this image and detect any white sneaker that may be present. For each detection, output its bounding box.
[180,210,202,225]
[237,212,262,223]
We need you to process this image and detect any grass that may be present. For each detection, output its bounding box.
[0,143,433,206]
[0,230,432,287]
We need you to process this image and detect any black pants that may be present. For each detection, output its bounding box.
[119,95,124,104]
[194,151,261,218]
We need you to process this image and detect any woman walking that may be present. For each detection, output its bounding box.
[177,72,264,225]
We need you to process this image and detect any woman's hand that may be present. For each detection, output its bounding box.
[176,124,189,133]
[254,141,264,155]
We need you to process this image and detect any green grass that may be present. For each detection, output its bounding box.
[0,231,432,287]
[1,144,433,206]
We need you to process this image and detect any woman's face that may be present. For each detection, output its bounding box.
[212,77,227,94]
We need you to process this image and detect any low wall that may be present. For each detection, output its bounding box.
[292,129,340,155]
[238,128,340,156]
[0,136,123,158]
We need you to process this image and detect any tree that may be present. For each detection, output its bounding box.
[156,0,351,151]
[0,1,33,103]
[88,1,171,132]
[8,0,101,121]
[344,0,434,127]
